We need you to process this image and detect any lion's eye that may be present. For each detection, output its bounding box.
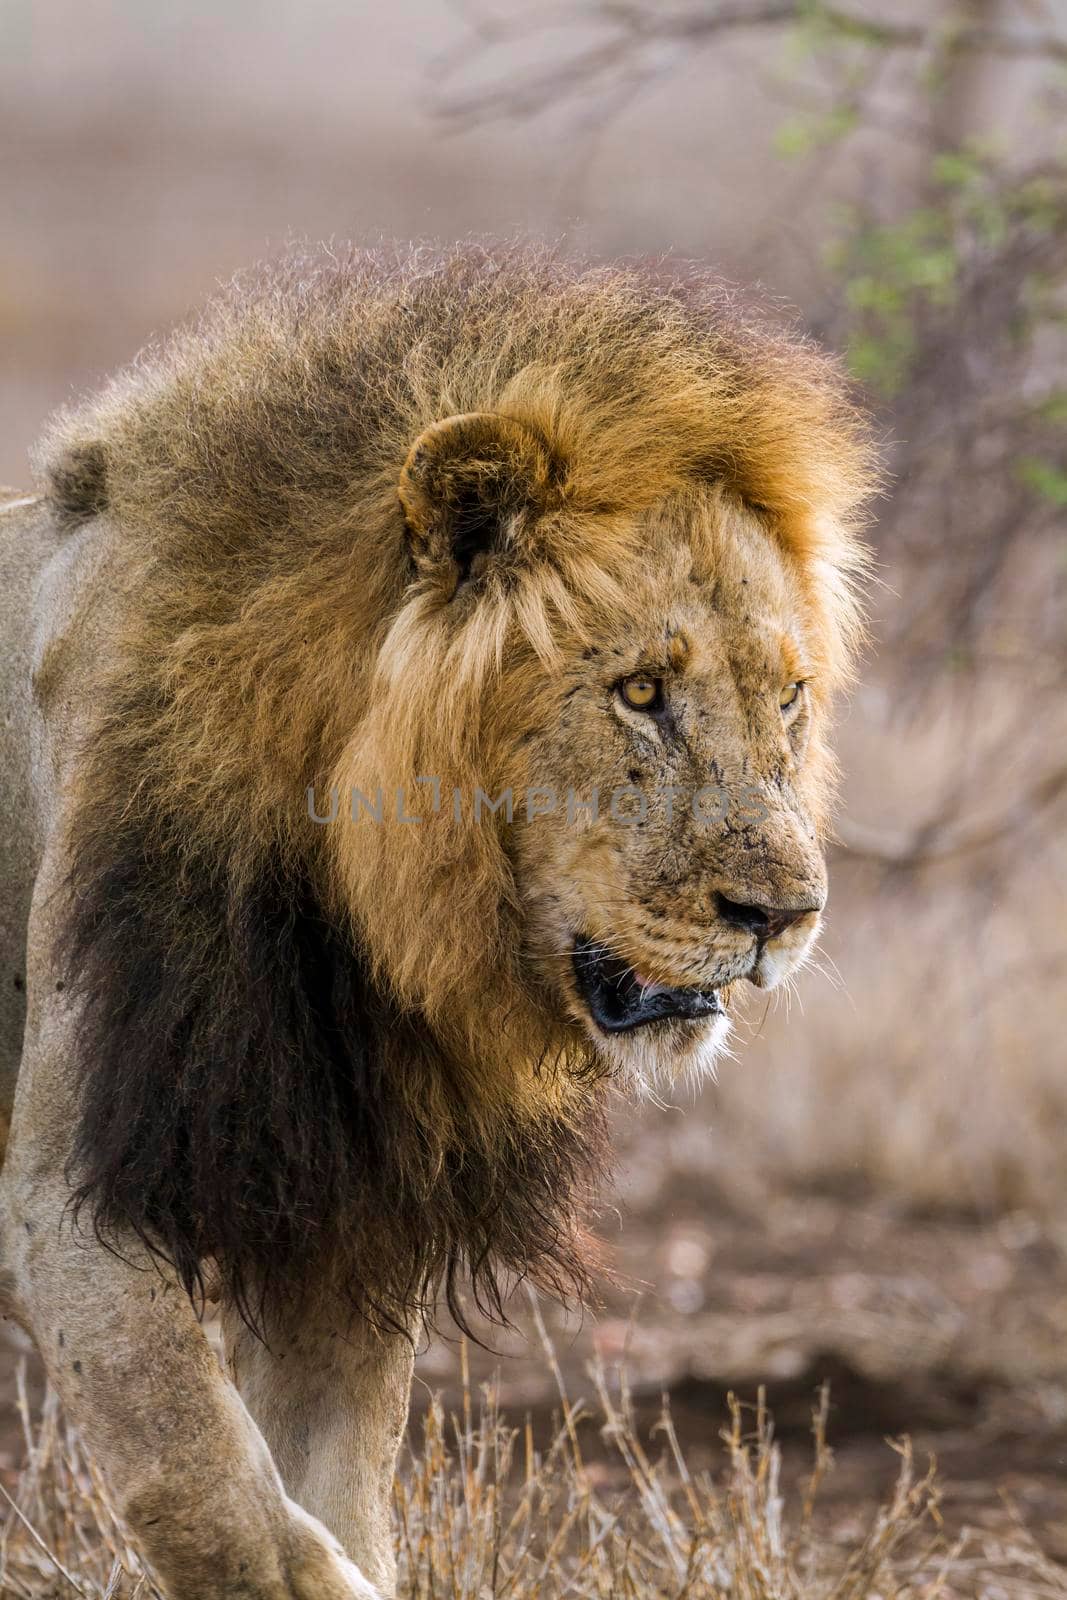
[619,675,663,712]
[779,681,804,713]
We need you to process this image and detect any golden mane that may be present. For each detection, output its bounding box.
[41,241,875,986]
[38,242,878,1331]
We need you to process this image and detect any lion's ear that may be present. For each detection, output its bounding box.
[398,412,559,589]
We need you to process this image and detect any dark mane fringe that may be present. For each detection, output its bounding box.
[61,760,606,1338]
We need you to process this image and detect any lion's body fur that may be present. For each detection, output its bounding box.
[0,242,880,1598]
[5,241,876,1333]
[0,493,59,1149]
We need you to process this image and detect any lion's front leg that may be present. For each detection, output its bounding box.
[1,1169,383,1600]
[0,852,384,1600]
[221,1294,415,1597]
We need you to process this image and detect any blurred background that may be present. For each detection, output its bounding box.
[3,0,1067,1558]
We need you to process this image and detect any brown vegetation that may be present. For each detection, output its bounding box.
[4,1353,1066,1600]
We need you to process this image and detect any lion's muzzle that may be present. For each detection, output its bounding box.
[572,936,724,1034]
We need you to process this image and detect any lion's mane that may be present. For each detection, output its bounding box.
[36,243,876,1332]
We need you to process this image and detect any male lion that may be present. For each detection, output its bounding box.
[0,244,875,1598]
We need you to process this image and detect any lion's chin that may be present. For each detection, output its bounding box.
[568,934,732,1092]
[584,1007,732,1095]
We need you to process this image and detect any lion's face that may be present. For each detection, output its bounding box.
[507,490,829,1089]
[333,405,858,1098]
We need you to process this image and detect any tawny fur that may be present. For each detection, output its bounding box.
[33,242,878,1332]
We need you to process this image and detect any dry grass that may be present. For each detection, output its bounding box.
[1,1352,1064,1600]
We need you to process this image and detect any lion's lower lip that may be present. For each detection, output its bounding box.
[571,936,722,1034]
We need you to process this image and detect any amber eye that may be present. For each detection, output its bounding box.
[619,675,663,712]
[779,681,804,713]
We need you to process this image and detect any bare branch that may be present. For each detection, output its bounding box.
[430,2,1067,127]
[835,764,1067,869]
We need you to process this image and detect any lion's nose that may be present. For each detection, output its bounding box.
[714,892,821,941]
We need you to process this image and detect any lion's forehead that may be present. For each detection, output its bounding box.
[571,571,807,695]
[595,490,810,666]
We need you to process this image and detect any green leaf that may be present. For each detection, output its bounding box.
[773,105,859,159]
[845,330,914,399]
[773,118,816,159]
[932,150,983,190]
[1035,393,1067,427]
[1017,456,1067,507]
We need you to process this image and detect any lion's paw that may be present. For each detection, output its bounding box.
[284,1501,384,1600]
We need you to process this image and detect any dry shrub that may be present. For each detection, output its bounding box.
[1,1354,1064,1600]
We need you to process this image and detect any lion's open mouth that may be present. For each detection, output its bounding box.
[572,937,723,1034]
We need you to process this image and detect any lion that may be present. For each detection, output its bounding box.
[0,243,876,1598]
